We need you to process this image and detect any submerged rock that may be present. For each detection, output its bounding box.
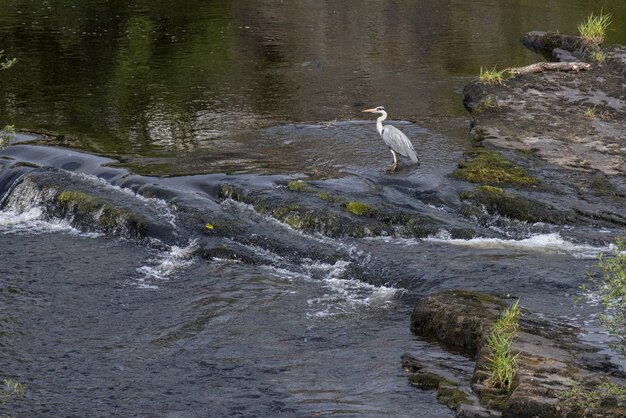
[408,290,626,417]
[218,181,468,239]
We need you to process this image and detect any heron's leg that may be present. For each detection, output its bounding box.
[390,149,398,171]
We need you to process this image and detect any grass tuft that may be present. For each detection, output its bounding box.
[583,107,596,119]
[558,380,626,411]
[589,48,606,63]
[0,124,15,148]
[578,10,612,45]
[582,234,626,356]
[479,66,511,84]
[484,301,520,393]
[1,378,25,405]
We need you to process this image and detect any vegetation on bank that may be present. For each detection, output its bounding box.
[479,66,511,84]
[484,301,520,392]
[558,380,626,413]
[0,49,16,148]
[582,234,626,356]
[578,10,611,62]
[578,10,612,45]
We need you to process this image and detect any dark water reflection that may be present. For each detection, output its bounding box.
[0,0,625,174]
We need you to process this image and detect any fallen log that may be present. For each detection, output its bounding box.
[510,61,591,76]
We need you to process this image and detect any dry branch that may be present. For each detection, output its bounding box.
[510,62,591,76]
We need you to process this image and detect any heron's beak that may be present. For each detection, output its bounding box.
[362,108,377,113]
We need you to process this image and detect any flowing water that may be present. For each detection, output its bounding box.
[1,1,626,416]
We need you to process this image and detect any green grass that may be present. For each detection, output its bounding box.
[578,10,612,45]
[0,51,17,149]
[0,124,15,148]
[583,107,596,119]
[479,66,510,84]
[475,96,502,113]
[589,48,607,63]
[485,301,520,393]
[1,378,25,405]
[582,234,626,356]
[558,380,626,411]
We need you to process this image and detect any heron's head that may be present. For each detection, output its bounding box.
[362,106,385,114]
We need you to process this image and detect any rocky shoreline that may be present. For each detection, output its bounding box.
[458,32,626,232]
[407,290,626,417]
[404,33,626,417]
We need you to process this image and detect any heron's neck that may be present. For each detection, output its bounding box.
[376,111,387,135]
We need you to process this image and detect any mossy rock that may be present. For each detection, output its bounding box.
[453,148,538,187]
[408,372,448,390]
[56,189,149,238]
[460,185,575,224]
[411,289,503,355]
[218,184,244,201]
[12,161,40,169]
[286,180,313,192]
[437,384,472,409]
[318,191,344,203]
[343,201,373,217]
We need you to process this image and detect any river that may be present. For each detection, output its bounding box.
[1,1,625,416]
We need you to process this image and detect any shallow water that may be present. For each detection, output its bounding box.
[1,1,626,417]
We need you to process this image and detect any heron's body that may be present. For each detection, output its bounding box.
[363,106,419,170]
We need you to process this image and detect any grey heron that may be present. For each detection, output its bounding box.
[362,106,419,171]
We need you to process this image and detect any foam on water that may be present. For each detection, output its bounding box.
[304,260,402,318]
[425,232,609,259]
[0,207,97,236]
[260,257,403,318]
[134,240,199,288]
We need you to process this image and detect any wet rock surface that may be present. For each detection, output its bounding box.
[408,290,626,417]
[460,34,626,230]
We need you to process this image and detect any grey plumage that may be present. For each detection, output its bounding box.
[362,106,419,170]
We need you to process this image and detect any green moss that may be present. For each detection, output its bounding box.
[460,186,573,224]
[453,148,538,187]
[218,184,241,201]
[475,96,501,113]
[514,148,539,159]
[13,161,40,169]
[284,214,304,230]
[343,201,371,216]
[452,289,502,306]
[437,384,471,409]
[57,189,147,234]
[318,191,344,203]
[473,129,486,142]
[408,372,447,390]
[587,175,618,197]
[58,190,99,208]
[558,380,626,413]
[476,185,504,195]
[286,180,311,192]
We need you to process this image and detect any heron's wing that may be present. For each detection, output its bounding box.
[381,125,418,162]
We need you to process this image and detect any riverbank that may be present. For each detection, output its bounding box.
[405,32,626,417]
[459,34,625,233]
